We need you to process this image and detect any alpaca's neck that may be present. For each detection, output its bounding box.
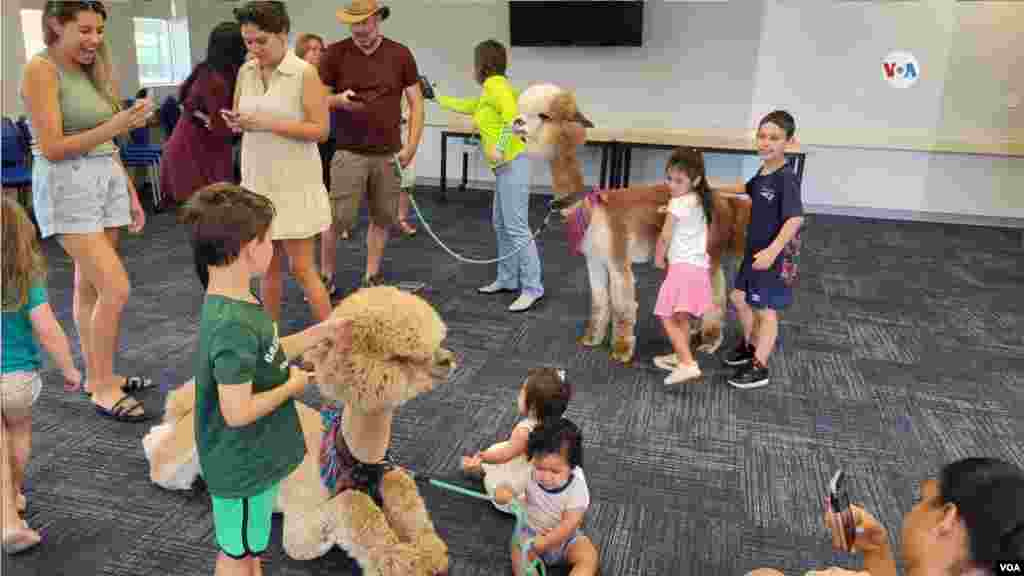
[342,404,393,464]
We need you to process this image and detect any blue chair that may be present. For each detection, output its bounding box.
[2,117,32,202]
[118,99,164,210]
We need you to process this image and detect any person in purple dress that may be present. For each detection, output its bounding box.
[158,22,247,207]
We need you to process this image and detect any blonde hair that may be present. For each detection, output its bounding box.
[294,33,324,59]
[2,197,47,312]
[42,1,121,112]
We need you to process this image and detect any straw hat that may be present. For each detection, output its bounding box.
[336,0,390,24]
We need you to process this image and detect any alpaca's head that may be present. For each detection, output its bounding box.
[512,83,592,162]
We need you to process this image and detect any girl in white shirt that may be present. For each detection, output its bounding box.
[653,148,717,385]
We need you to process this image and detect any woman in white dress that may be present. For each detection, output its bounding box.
[226,1,332,323]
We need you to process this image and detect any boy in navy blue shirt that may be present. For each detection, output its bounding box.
[724,110,803,389]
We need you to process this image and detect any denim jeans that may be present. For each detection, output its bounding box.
[493,154,543,297]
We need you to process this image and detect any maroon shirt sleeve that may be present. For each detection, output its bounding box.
[399,44,419,90]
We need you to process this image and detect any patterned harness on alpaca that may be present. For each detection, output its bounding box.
[319,403,395,506]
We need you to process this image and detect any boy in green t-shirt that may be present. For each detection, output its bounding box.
[180,183,350,576]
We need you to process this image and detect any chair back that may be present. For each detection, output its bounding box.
[2,117,28,168]
[159,95,181,137]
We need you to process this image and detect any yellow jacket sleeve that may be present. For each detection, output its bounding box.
[436,95,479,115]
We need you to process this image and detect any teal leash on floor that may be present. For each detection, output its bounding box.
[417,476,546,576]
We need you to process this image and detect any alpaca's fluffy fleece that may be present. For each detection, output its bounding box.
[310,286,452,413]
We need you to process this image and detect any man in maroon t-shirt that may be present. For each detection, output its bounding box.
[319,0,424,289]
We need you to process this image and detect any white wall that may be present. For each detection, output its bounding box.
[4,0,1021,226]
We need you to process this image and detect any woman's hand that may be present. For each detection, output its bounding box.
[397,145,415,169]
[112,99,155,135]
[824,503,889,554]
[235,110,275,132]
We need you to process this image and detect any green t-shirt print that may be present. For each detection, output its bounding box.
[194,295,305,499]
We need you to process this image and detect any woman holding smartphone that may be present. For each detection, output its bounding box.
[225,1,332,324]
[21,1,155,422]
[747,457,1024,576]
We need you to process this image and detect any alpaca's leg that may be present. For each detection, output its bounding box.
[378,469,449,575]
[280,456,333,560]
[609,260,638,364]
[697,265,727,354]
[579,254,611,347]
[327,490,425,576]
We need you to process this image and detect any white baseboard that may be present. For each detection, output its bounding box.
[804,203,1024,231]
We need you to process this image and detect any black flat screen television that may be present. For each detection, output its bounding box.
[509,1,644,47]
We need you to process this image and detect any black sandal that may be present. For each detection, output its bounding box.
[81,375,154,396]
[94,395,152,423]
[122,376,154,392]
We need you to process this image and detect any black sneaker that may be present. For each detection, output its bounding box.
[728,358,770,389]
[723,341,754,367]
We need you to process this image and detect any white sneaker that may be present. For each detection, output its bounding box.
[478,281,514,294]
[508,293,541,312]
[664,362,702,385]
[653,353,679,371]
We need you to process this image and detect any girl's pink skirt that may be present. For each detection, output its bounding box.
[654,262,714,318]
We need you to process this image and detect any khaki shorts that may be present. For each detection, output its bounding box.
[329,149,400,232]
[0,371,42,421]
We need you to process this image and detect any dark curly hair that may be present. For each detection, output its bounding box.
[527,417,583,470]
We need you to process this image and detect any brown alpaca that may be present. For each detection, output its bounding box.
[513,84,750,363]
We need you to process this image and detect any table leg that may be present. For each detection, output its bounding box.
[600,143,609,189]
[622,146,632,187]
[460,151,469,191]
[439,132,448,202]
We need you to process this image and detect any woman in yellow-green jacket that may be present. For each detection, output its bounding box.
[429,40,543,313]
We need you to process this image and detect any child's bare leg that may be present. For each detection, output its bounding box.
[729,289,755,345]
[214,552,253,576]
[752,309,778,365]
[251,556,262,576]
[566,535,600,576]
[5,414,31,510]
[660,315,695,366]
[1,417,39,552]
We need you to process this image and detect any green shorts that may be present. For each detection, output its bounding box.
[210,482,280,558]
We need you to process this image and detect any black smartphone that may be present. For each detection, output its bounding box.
[828,470,857,552]
[419,75,435,100]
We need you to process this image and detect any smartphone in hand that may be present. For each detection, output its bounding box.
[827,470,857,552]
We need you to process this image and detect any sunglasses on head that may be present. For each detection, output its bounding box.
[233,1,286,20]
[48,1,108,17]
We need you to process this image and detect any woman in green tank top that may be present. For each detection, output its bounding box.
[20,1,159,422]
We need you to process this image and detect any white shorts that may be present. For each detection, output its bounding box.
[32,153,131,239]
[0,371,42,420]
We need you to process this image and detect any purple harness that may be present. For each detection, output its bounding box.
[566,187,603,256]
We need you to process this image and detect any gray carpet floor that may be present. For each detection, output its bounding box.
[5,188,1023,576]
